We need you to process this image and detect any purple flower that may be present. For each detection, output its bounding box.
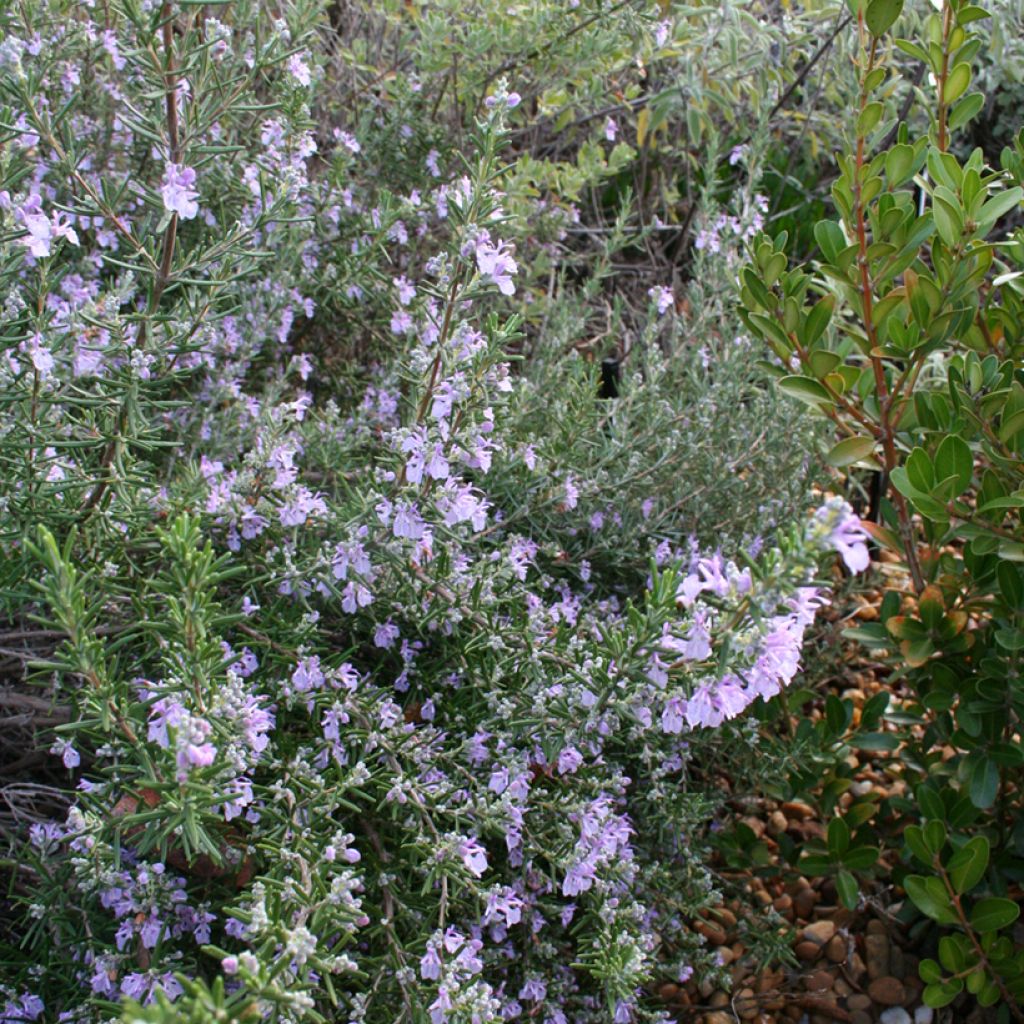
[458,837,488,877]
[475,237,517,295]
[161,163,200,220]
[825,506,871,572]
[14,194,79,258]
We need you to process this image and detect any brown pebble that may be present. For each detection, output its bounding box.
[741,815,766,838]
[850,1012,873,1024]
[804,920,836,945]
[703,1012,733,1024]
[795,940,823,961]
[825,934,847,963]
[783,801,815,820]
[783,1006,803,1021]
[864,932,890,980]
[848,952,867,981]
[833,977,852,997]
[658,983,678,1001]
[867,975,906,1006]
[773,893,793,913]
[865,919,887,936]
[709,990,729,1008]
[767,810,789,835]
[889,945,905,979]
[805,969,834,991]
[715,907,738,929]
[794,889,818,919]
[696,920,727,946]
[736,987,758,1020]
[847,993,872,1011]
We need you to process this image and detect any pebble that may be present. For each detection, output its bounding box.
[794,889,818,919]
[703,1013,733,1024]
[833,977,852,997]
[865,932,890,979]
[795,940,823,961]
[783,800,815,820]
[709,990,729,1008]
[847,994,873,1011]
[696,920,727,946]
[880,1010,912,1024]
[868,975,907,1006]
[736,987,758,1020]
[850,1012,873,1024]
[848,952,867,980]
[914,1008,935,1024]
[657,983,678,1001]
[803,920,836,945]
[767,810,789,835]
[773,893,793,914]
[825,934,847,963]
[716,907,738,929]
[804,969,834,991]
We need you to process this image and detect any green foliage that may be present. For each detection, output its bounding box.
[741,0,1024,1016]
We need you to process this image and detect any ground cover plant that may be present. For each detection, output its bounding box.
[0,1,1020,1023]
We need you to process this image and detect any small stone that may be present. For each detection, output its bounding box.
[696,920,727,946]
[865,932,890,980]
[803,920,836,945]
[704,1013,733,1024]
[795,940,823,961]
[804,970,834,991]
[867,975,907,1006]
[825,934,847,963]
[833,977,852,997]
[715,907,738,929]
[773,893,793,913]
[851,1012,873,1024]
[741,815,766,838]
[889,945,906,979]
[736,987,758,1020]
[865,919,888,936]
[658,983,678,1001]
[709,990,729,1008]
[848,952,867,980]
[914,1008,935,1024]
[768,810,789,835]
[794,889,818,919]
[783,800,815,820]
[717,946,735,965]
[880,1010,912,1024]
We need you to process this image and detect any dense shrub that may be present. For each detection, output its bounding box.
[11,0,1012,1022]
[742,0,1024,1015]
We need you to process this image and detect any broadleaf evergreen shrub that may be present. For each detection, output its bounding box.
[741,0,1024,1015]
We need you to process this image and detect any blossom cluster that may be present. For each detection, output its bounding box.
[0,4,857,1024]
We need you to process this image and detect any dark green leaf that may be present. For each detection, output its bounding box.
[865,0,904,36]
[948,836,989,894]
[970,897,1020,932]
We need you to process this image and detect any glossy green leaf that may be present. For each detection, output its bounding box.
[827,435,876,467]
[934,434,972,495]
[905,874,957,924]
[948,836,989,894]
[865,0,904,36]
[778,375,834,407]
[836,869,858,910]
[970,897,1020,932]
